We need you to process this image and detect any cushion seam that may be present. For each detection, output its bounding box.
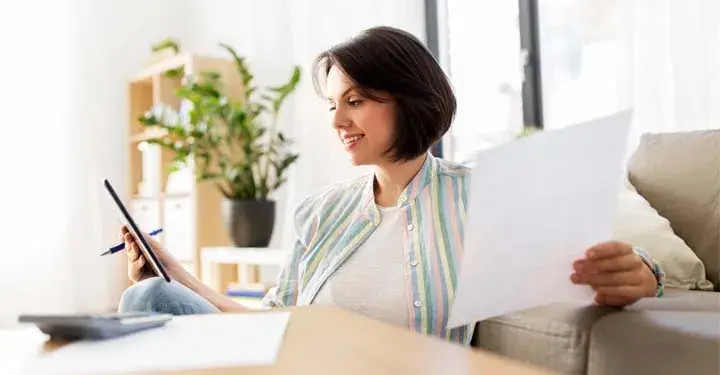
[480,318,592,338]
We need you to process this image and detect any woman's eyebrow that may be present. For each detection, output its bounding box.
[326,87,354,101]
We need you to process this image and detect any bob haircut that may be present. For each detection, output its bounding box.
[312,26,456,162]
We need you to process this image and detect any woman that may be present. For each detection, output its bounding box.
[119,26,664,346]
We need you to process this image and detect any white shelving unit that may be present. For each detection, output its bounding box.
[201,247,290,294]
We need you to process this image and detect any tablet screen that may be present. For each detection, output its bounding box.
[104,179,171,282]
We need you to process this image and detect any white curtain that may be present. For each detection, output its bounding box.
[537,0,720,148]
[0,0,74,326]
[622,0,720,148]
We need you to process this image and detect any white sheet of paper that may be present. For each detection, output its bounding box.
[447,111,632,329]
[23,312,291,374]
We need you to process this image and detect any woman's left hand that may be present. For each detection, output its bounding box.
[571,241,657,307]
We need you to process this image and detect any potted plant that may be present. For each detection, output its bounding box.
[139,42,301,247]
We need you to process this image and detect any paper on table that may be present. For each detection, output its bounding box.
[447,111,632,329]
[24,312,291,374]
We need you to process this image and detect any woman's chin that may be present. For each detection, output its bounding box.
[347,151,370,166]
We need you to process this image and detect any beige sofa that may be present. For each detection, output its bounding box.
[471,129,720,375]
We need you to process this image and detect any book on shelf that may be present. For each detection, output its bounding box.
[226,282,272,310]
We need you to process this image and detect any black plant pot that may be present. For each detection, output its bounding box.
[221,199,276,248]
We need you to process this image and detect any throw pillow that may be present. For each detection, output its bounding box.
[628,130,720,290]
[612,177,714,290]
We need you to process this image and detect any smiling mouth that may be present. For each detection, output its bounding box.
[342,134,365,145]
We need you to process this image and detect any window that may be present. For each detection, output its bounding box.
[439,0,638,162]
[442,0,527,163]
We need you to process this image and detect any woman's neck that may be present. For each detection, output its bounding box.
[373,153,427,207]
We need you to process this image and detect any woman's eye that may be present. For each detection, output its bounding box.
[348,100,362,107]
[328,106,336,112]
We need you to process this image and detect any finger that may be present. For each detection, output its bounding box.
[585,241,633,260]
[124,234,138,258]
[594,292,632,307]
[134,254,146,270]
[575,253,644,274]
[592,285,644,300]
[573,269,643,286]
[129,243,142,262]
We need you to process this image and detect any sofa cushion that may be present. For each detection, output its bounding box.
[473,303,617,374]
[612,177,714,290]
[628,130,720,289]
[587,289,720,375]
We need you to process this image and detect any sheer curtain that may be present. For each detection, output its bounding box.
[622,0,720,146]
[0,0,74,326]
[539,0,719,148]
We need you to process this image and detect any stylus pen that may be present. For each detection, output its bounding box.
[100,228,164,256]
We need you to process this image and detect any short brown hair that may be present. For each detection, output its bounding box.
[313,26,456,162]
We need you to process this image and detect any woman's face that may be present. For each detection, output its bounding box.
[325,66,397,166]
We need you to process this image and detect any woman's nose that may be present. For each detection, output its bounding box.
[331,108,350,129]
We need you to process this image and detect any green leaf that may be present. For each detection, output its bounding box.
[202,71,221,81]
[269,66,301,113]
[246,87,257,98]
[165,67,184,79]
[215,183,232,198]
[151,38,180,53]
[218,43,254,88]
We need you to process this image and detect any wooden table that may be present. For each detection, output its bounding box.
[4,306,554,375]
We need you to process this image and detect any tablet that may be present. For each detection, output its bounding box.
[104,179,171,282]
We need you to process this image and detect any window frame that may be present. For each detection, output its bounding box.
[517,0,544,130]
[429,0,546,157]
[425,0,445,157]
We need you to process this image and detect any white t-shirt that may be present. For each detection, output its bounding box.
[312,205,409,327]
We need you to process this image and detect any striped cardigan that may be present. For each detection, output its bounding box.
[262,153,664,346]
[263,153,474,344]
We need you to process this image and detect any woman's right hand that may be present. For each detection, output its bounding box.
[120,225,185,283]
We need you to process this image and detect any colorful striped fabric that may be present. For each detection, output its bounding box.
[263,152,475,344]
[262,152,665,345]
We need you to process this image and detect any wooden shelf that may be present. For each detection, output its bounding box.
[130,53,240,84]
[126,53,244,283]
[129,128,169,143]
[130,53,191,84]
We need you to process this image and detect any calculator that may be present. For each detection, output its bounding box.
[18,312,173,341]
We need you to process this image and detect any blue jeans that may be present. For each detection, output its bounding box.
[119,277,219,315]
